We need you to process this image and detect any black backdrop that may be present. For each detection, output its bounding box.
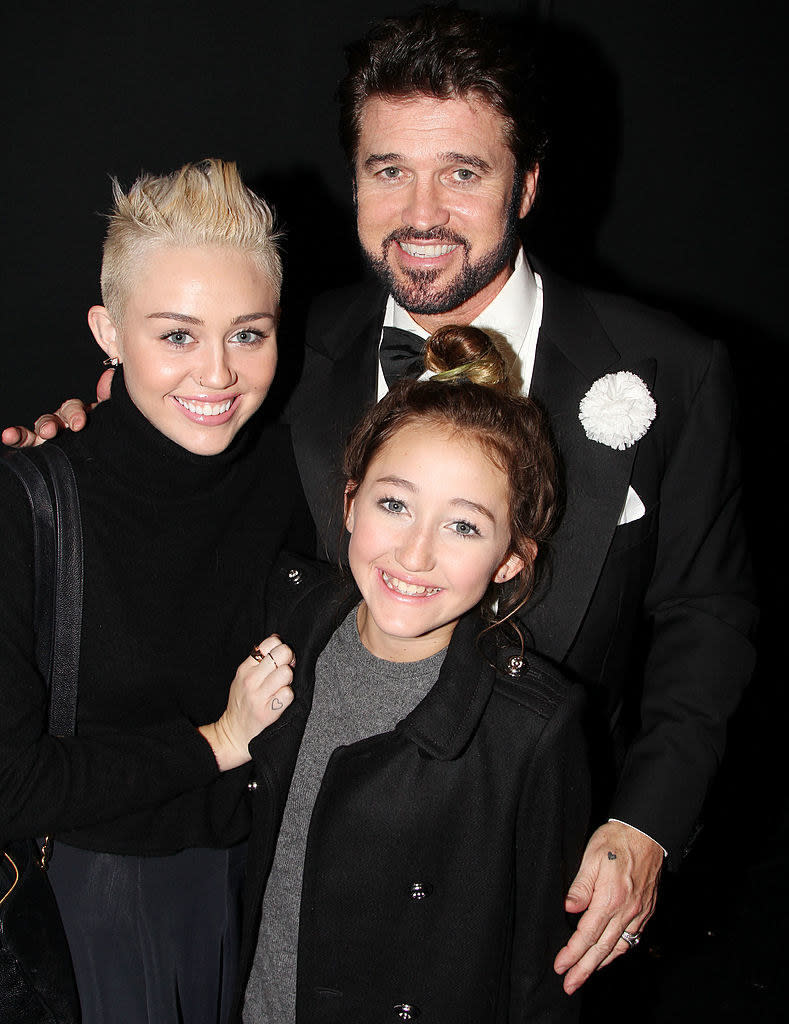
[4,1,787,1017]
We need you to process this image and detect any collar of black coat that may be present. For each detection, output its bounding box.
[528,255,621,381]
[271,565,501,762]
[307,279,387,360]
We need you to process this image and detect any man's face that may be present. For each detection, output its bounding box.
[354,93,537,325]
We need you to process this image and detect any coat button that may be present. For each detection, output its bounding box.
[409,881,433,900]
[505,654,524,677]
[393,1005,420,1020]
[247,780,258,791]
[287,568,302,585]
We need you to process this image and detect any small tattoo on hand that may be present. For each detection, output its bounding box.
[607,851,617,860]
[271,697,283,710]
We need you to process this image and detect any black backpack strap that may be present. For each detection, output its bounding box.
[2,446,83,737]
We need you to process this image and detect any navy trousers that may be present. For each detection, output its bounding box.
[49,841,246,1024]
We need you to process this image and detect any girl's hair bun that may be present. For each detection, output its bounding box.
[424,324,510,390]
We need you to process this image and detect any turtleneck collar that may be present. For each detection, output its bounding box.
[74,367,263,498]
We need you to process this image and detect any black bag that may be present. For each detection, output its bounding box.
[0,445,83,1022]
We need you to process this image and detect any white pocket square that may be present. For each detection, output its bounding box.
[617,486,645,525]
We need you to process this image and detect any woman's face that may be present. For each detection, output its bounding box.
[345,420,524,662]
[89,245,278,455]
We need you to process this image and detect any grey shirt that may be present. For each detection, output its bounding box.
[243,606,446,1023]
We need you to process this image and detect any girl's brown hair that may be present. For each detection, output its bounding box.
[343,325,558,639]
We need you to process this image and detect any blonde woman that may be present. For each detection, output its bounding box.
[0,160,313,1023]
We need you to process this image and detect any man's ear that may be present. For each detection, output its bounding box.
[518,165,540,219]
[87,306,121,361]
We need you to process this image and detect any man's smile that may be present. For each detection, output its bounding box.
[397,241,459,259]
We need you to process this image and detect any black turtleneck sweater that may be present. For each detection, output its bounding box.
[0,372,314,855]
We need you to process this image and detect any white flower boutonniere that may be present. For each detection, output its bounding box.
[579,371,656,450]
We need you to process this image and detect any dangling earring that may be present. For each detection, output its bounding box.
[103,356,121,368]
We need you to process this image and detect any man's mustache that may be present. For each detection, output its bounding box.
[382,227,468,248]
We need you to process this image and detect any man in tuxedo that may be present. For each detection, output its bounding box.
[286,4,756,996]
[5,3,756,998]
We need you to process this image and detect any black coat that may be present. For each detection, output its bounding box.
[287,263,758,865]
[236,562,590,1023]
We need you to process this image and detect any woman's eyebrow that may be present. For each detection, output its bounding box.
[230,312,276,325]
[144,312,275,325]
[146,311,203,325]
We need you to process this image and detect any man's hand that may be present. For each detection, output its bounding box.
[1,368,114,448]
[554,821,664,994]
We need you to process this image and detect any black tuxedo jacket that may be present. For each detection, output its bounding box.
[288,262,757,865]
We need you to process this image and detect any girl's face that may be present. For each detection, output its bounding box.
[88,245,278,455]
[346,420,524,662]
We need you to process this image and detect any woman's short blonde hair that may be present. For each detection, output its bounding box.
[100,159,282,324]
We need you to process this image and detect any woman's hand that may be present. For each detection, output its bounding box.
[198,636,295,771]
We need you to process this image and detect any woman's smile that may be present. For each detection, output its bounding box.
[171,394,241,424]
[90,245,279,456]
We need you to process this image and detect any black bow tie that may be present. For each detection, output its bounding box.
[379,326,426,388]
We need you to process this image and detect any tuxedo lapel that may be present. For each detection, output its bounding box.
[295,270,656,660]
[290,285,386,558]
[524,267,655,663]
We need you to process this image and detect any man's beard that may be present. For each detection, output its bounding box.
[361,190,522,316]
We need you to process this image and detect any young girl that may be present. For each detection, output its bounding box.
[233,324,590,1023]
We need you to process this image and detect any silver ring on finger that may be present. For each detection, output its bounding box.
[250,644,266,662]
[621,930,641,950]
[266,650,279,669]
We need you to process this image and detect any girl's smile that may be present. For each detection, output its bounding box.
[346,420,524,661]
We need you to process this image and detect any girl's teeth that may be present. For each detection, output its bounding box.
[382,570,439,596]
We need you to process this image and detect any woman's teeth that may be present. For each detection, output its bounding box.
[175,397,233,416]
[382,570,440,596]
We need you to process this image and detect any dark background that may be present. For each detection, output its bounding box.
[4,1,787,1018]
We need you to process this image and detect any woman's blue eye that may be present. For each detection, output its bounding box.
[233,329,263,344]
[164,330,191,346]
[451,520,478,537]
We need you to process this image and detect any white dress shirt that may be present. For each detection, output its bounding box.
[378,248,543,400]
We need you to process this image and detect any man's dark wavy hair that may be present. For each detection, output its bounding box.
[338,4,547,177]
